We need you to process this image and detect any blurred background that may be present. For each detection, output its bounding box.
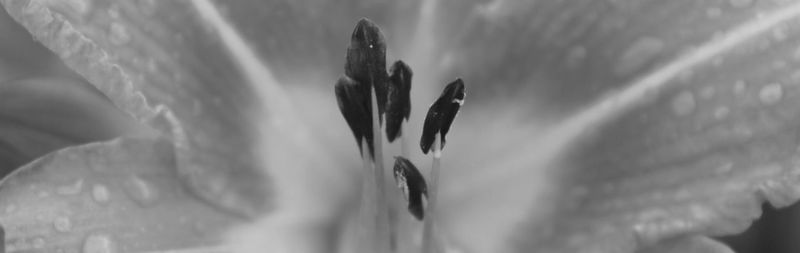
[0,3,798,253]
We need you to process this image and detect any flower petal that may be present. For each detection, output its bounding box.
[0,0,273,217]
[422,0,800,252]
[0,137,242,252]
[0,76,141,175]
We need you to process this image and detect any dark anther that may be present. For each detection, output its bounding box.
[385,60,413,142]
[420,78,466,154]
[345,18,389,118]
[335,75,374,158]
[392,156,428,220]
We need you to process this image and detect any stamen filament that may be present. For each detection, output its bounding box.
[401,120,410,158]
[422,133,442,253]
[391,119,410,253]
[371,86,390,252]
[359,138,377,253]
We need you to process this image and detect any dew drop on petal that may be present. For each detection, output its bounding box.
[614,37,665,76]
[123,176,159,207]
[83,234,117,253]
[730,0,753,8]
[53,217,72,232]
[108,23,131,45]
[671,91,696,116]
[92,184,110,204]
[759,83,783,105]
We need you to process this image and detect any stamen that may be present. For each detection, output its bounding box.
[335,75,374,157]
[420,80,465,253]
[386,60,413,142]
[420,79,466,154]
[346,18,389,118]
[336,17,466,253]
[392,156,429,220]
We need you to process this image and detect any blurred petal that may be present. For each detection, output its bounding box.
[0,137,241,252]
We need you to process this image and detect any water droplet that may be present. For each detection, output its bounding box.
[54,217,72,232]
[5,204,17,214]
[83,234,117,253]
[108,23,131,45]
[32,237,45,249]
[123,176,159,207]
[729,0,753,8]
[565,46,587,69]
[92,184,110,204]
[714,107,731,119]
[38,191,50,198]
[671,91,696,116]
[759,83,783,104]
[734,80,747,94]
[614,37,665,76]
[57,179,84,195]
[706,8,722,18]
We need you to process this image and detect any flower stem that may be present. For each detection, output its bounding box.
[370,86,390,252]
[422,133,442,253]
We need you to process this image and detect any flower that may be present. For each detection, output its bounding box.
[2,0,800,253]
